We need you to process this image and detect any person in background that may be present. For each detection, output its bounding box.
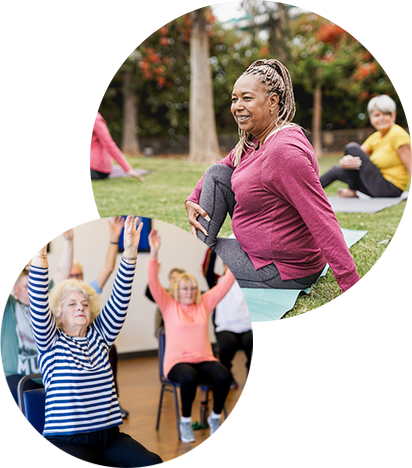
[68,216,130,419]
[148,230,235,443]
[29,217,162,467]
[320,95,411,198]
[145,265,186,337]
[203,249,253,389]
[2,230,74,403]
[91,112,145,181]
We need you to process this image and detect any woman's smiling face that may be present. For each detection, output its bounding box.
[58,291,91,335]
[231,74,279,144]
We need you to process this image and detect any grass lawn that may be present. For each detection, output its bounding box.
[92,153,408,318]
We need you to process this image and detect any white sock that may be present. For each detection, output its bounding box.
[210,411,221,419]
[181,416,192,423]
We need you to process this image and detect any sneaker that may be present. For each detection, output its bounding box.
[180,422,196,443]
[207,415,221,436]
[119,405,129,419]
[230,378,238,390]
[11,452,26,468]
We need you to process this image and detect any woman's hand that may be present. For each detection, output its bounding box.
[109,216,125,242]
[148,230,161,261]
[122,216,143,262]
[339,155,362,170]
[339,289,382,307]
[127,168,145,182]
[30,215,58,254]
[60,216,74,242]
[185,200,210,237]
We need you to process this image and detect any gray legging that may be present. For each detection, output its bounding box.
[320,142,403,198]
[195,164,323,289]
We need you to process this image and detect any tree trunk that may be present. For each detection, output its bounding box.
[268,2,289,66]
[188,7,220,162]
[121,71,141,156]
[312,82,323,158]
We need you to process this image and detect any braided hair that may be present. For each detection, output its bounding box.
[233,59,297,167]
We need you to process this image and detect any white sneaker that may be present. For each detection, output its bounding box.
[207,415,221,436]
[180,422,196,442]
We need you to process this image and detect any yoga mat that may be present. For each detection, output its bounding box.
[242,228,368,322]
[327,191,408,213]
[108,165,151,178]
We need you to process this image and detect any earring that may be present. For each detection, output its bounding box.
[270,110,274,115]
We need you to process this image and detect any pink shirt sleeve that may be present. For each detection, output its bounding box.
[92,114,132,173]
[201,269,236,312]
[186,150,236,204]
[264,145,359,292]
[147,259,174,315]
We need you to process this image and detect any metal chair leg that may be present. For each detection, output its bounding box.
[173,387,181,440]
[156,384,165,430]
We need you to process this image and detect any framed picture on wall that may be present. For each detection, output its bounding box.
[4,215,49,253]
[118,217,151,253]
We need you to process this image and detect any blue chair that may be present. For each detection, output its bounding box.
[155,327,227,440]
[17,373,45,435]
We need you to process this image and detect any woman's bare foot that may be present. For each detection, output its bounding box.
[338,188,358,198]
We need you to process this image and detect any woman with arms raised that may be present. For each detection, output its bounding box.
[147,230,235,443]
[186,59,359,293]
[28,216,162,467]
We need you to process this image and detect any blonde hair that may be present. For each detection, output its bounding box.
[71,260,84,274]
[49,279,101,327]
[13,260,30,286]
[171,273,201,305]
[233,59,297,167]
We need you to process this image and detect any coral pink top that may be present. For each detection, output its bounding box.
[148,259,235,377]
[90,112,132,174]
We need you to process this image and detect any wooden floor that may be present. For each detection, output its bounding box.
[116,353,249,463]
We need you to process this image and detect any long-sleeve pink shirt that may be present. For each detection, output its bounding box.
[90,112,132,174]
[187,127,359,292]
[148,259,235,377]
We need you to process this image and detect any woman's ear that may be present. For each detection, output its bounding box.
[269,93,279,115]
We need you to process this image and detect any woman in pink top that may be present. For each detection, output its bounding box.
[147,230,235,443]
[185,59,359,293]
[90,112,145,181]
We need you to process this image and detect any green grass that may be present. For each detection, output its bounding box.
[93,153,408,318]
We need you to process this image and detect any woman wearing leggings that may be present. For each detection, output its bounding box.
[147,230,235,443]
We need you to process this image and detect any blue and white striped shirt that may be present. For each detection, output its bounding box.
[28,259,135,436]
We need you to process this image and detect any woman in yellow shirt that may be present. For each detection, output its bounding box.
[320,95,411,198]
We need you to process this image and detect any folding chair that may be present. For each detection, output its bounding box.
[156,327,230,440]
[17,373,45,435]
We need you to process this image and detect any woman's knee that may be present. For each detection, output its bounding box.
[204,163,233,184]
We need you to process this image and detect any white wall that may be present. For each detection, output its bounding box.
[46,218,223,354]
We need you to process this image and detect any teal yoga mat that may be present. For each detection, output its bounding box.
[241,228,367,322]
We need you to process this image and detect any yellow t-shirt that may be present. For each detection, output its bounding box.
[363,124,411,191]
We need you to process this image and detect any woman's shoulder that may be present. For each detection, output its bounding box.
[391,124,410,139]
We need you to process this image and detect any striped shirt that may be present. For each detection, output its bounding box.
[28,259,135,436]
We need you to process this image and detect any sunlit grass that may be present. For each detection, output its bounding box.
[92,153,408,318]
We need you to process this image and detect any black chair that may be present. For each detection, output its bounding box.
[155,327,227,440]
[17,373,45,435]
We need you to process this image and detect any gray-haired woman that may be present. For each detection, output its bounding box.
[185,59,360,293]
[320,94,411,198]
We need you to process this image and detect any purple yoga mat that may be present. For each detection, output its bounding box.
[108,165,150,178]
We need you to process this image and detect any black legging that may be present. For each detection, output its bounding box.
[45,426,162,467]
[215,330,253,380]
[320,142,403,198]
[91,169,110,180]
[195,164,324,289]
[167,361,231,418]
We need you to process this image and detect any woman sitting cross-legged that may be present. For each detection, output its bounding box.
[28,216,162,467]
[147,230,235,443]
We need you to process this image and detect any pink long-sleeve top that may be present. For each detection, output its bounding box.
[187,127,359,292]
[148,259,236,377]
[90,112,132,174]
